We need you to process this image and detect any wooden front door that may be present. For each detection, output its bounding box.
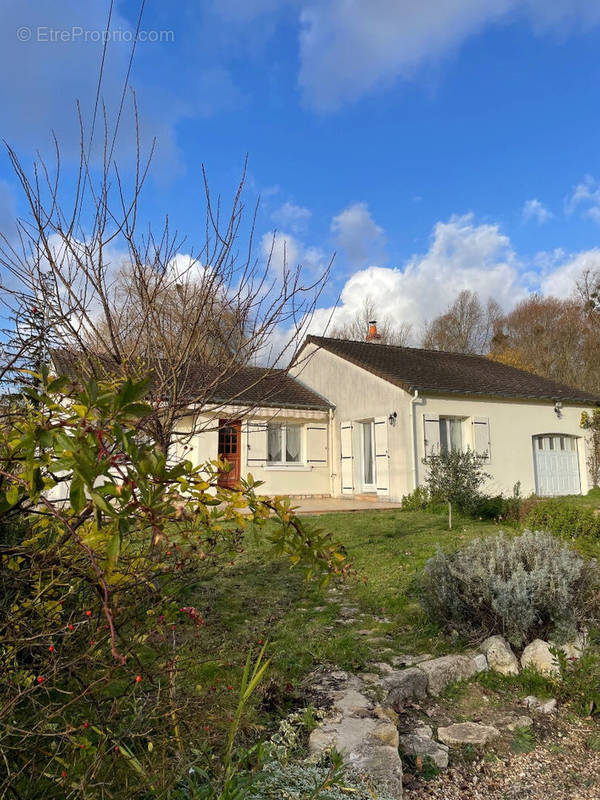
[217,420,242,488]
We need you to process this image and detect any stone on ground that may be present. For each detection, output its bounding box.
[480,635,519,676]
[437,721,501,746]
[418,655,478,695]
[521,639,560,676]
[399,726,449,769]
[383,667,429,706]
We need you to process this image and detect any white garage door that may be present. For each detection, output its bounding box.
[533,435,581,496]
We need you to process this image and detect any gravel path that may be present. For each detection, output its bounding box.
[403,715,600,800]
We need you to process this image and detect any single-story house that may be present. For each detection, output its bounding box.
[51,332,600,500]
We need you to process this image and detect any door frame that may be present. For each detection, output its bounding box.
[217,419,242,488]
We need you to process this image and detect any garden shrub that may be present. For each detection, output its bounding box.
[400,486,430,512]
[525,499,600,540]
[420,530,600,647]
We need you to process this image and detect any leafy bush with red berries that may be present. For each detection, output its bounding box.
[0,370,350,798]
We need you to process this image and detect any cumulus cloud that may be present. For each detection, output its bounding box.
[522,198,552,224]
[261,230,325,278]
[565,175,600,223]
[271,202,312,233]
[298,0,600,110]
[303,213,599,342]
[330,202,385,267]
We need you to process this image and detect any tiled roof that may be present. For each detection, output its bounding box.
[304,336,600,405]
[50,349,332,411]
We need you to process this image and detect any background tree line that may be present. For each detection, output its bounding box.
[334,272,600,393]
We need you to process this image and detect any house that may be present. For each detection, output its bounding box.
[51,332,600,500]
[288,332,600,500]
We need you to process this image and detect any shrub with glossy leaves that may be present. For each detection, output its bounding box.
[420,530,600,647]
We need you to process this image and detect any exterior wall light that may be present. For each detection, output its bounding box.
[388,411,397,426]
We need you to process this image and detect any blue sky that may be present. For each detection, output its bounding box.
[2,0,600,339]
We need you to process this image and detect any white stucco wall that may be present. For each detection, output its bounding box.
[292,343,594,500]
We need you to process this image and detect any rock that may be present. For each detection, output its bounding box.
[383,667,429,705]
[306,668,403,796]
[521,639,560,676]
[399,730,449,769]
[370,662,395,675]
[437,722,501,747]
[559,632,586,661]
[472,654,488,673]
[391,654,433,667]
[418,655,478,696]
[537,699,557,714]
[480,636,519,676]
[524,696,557,714]
[374,704,399,725]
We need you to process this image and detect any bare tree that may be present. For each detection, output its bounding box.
[422,290,502,354]
[0,113,331,453]
[330,296,412,345]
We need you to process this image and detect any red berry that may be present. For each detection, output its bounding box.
[89,640,95,646]
[85,610,92,617]
[48,645,54,652]
[68,624,74,631]
[114,746,119,752]
[228,685,233,691]
[135,675,142,683]
[205,725,210,731]
[167,551,171,556]
[61,770,67,778]
[83,721,89,728]
[37,676,45,684]
[171,624,176,630]
[258,639,263,645]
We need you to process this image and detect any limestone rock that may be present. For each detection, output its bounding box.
[521,639,560,676]
[437,722,501,747]
[505,716,533,731]
[399,729,449,769]
[383,667,428,705]
[472,653,488,673]
[480,636,519,676]
[418,655,478,696]
[537,699,557,714]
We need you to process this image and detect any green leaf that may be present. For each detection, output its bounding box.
[106,531,121,572]
[116,378,150,408]
[122,402,152,418]
[6,485,19,506]
[91,491,113,515]
[70,476,87,513]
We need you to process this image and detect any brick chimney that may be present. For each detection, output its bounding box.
[366,320,382,342]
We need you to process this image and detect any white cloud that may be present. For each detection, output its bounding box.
[261,230,325,278]
[522,198,552,224]
[330,202,385,266]
[271,202,312,233]
[304,213,600,342]
[298,0,600,110]
[565,175,600,223]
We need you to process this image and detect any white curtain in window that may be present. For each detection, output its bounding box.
[449,419,462,452]
[285,424,301,462]
[268,424,282,462]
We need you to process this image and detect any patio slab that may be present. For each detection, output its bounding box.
[289,497,403,515]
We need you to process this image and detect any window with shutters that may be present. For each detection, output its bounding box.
[267,423,303,465]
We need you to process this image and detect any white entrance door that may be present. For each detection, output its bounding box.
[533,435,581,496]
[362,420,376,492]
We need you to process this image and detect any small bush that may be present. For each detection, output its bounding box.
[400,486,430,512]
[420,530,600,647]
[526,499,600,540]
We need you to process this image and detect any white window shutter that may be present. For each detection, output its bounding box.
[472,417,491,462]
[340,421,354,494]
[306,425,327,465]
[246,422,267,465]
[423,414,440,460]
[374,417,390,496]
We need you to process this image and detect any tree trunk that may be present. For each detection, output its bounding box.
[448,501,452,530]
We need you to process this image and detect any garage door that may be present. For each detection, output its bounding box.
[533,435,581,496]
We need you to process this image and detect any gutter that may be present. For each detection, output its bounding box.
[409,387,420,491]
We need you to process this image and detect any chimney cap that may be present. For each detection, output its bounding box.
[366,320,382,343]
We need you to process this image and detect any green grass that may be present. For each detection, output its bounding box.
[178,508,501,742]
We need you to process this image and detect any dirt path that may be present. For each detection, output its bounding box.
[403,715,600,800]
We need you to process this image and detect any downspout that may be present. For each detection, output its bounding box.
[409,389,420,491]
[328,407,335,497]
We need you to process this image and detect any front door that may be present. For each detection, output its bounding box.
[217,420,241,488]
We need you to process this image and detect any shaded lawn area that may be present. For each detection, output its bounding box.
[180,508,501,742]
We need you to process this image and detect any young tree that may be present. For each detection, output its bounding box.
[330,295,412,345]
[424,448,491,529]
[0,121,331,454]
[422,290,502,354]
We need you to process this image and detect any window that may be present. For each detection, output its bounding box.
[439,417,463,454]
[267,423,303,464]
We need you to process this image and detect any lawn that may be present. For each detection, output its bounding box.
[184,508,502,744]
